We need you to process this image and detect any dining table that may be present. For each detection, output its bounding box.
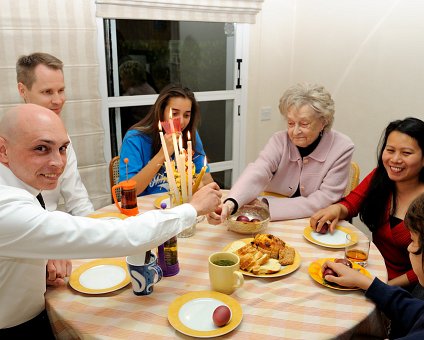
[46,192,388,339]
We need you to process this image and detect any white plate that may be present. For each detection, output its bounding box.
[179,298,230,331]
[168,291,243,338]
[303,226,358,249]
[311,229,347,244]
[69,258,130,294]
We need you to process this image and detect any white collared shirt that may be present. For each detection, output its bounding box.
[0,165,196,328]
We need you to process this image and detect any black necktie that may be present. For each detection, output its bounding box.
[36,193,46,210]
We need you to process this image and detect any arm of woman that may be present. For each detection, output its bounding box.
[225,132,285,210]
[310,203,349,233]
[119,131,173,196]
[131,151,166,195]
[202,173,214,185]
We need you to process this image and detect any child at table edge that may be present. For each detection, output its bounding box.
[322,193,424,340]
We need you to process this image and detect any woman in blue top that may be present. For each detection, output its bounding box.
[119,84,213,196]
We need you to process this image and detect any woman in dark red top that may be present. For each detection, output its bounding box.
[311,117,424,290]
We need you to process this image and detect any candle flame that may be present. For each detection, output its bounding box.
[204,157,207,167]
[158,121,162,131]
[179,135,183,151]
[187,131,191,140]
[169,107,173,119]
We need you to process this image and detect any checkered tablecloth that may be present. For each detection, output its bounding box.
[46,193,388,339]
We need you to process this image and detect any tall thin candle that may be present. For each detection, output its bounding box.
[169,108,179,157]
[178,136,188,203]
[192,157,207,193]
[158,122,180,203]
[187,131,193,200]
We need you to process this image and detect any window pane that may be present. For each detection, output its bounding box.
[120,105,152,137]
[111,20,235,95]
[198,100,233,163]
[113,100,234,162]
[211,170,232,190]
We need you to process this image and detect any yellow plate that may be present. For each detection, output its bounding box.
[223,238,301,278]
[88,212,128,220]
[69,258,130,294]
[308,257,372,291]
[154,194,170,209]
[303,225,357,249]
[168,291,242,338]
[259,191,287,198]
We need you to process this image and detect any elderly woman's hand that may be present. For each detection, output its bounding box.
[220,200,235,223]
[207,200,235,225]
[207,205,223,225]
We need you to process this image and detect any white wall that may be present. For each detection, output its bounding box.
[245,0,424,235]
[247,0,424,173]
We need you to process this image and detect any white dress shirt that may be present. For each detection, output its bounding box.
[0,164,196,328]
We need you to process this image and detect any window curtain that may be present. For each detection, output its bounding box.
[95,0,264,23]
[0,0,111,210]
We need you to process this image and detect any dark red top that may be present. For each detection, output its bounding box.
[340,169,417,283]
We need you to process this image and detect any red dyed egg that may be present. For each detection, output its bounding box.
[236,215,250,222]
[212,305,231,327]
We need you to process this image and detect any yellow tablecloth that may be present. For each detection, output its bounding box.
[46,193,388,339]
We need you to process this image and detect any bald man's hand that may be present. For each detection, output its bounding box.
[46,259,72,287]
[189,182,222,216]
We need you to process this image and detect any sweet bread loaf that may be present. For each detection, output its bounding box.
[229,233,295,274]
[252,234,286,259]
[236,244,269,274]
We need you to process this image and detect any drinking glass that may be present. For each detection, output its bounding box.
[345,234,370,267]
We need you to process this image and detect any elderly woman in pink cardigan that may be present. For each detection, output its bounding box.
[209,82,354,223]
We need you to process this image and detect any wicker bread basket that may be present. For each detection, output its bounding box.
[225,204,270,235]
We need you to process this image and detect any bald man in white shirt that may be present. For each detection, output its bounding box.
[0,103,221,336]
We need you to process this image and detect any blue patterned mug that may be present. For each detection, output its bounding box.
[126,253,163,295]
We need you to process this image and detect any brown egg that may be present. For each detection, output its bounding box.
[317,224,329,234]
[323,267,337,277]
[236,215,250,222]
[212,305,231,327]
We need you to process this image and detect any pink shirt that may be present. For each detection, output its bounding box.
[228,130,354,221]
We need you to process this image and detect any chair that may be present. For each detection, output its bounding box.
[343,161,360,197]
[109,156,121,201]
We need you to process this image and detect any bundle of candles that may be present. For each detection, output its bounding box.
[158,109,207,204]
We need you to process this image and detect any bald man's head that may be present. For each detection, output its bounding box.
[0,104,69,190]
